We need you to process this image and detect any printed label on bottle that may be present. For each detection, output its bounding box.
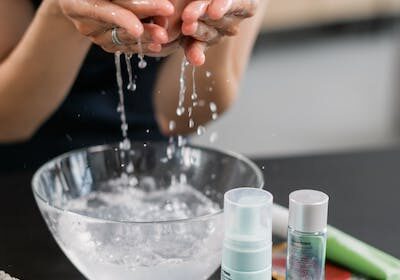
[286,230,326,280]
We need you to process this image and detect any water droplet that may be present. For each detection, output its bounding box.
[197,126,206,135]
[210,132,218,143]
[120,139,131,150]
[121,123,128,132]
[189,119,195,128]
[126,162,134,173]
[176,107,185,116]
[146,129,150,134]
[127,83,136,91]
[208,87,213,92]
[206,71,212,78]
[169,121,176,131]
[212,113,218,120]
[188,107,193,117]
[138,59,147,69]
[166,145,175,159]
[209,102,217,112]
[191,93,198,100]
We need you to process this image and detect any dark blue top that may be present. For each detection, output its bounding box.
[0,0,165,172]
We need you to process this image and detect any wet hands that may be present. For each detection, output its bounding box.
[58,0,258,64]
[58,0,174,54]
[180,0,258,65]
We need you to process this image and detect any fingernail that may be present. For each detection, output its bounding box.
[149,43,162,52]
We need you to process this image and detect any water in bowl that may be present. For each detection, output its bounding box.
[40,178,222,280]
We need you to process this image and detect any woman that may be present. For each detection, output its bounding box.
[0,0,267,171]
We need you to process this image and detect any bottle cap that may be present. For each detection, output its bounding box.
[224,187,273,246]
[288,189,329,233]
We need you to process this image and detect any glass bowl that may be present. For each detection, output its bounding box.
[32,142,264,280]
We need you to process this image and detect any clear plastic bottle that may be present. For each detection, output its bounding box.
[286,189,329,280]
[221,188,273,280]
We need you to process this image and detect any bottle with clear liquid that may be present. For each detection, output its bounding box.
[286,189,329,280]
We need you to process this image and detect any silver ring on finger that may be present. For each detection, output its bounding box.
[111,27,123,46]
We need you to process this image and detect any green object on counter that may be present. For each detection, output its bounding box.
[327,226,400,280]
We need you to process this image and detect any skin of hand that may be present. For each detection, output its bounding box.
[181,0,259,65]
[154,0,267,135]
[58,0,175,55]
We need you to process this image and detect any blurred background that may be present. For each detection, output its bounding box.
[194,0,400,157]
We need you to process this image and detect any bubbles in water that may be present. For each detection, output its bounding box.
[206,71,212,78]
[197,126,206,136]
[146,129,150,134]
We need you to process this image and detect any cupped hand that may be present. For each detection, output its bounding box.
[181,0,258,65]
[58,0,174,55]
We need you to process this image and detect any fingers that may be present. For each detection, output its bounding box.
[92,23,168,48]
[227,0,258,18]
[62,0,144,37]
[201,15,241,35]
[101,41,162,54]
[182,21,220,44]
[111,0,174,18]
[207,0,232,20]
[183,38,207,66]
[182,1,209,23]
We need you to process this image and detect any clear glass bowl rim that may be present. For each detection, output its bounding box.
[32,142,264,225]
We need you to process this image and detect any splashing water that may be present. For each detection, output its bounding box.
[114,52,135,181]
[114,52,129,142]
[169,121,176,132]
[197,126,206,136]
[176,57,189,116]
[137,38,147,69]
[124,54,136,92]
[209,102,218,120]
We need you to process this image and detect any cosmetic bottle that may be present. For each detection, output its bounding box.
[221,187,273,280]
[286,189,329,280]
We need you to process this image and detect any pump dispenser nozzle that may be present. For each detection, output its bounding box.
[221,188,273,280]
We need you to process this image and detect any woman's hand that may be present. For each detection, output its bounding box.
[58,0,174,55]
[181,0,258,65]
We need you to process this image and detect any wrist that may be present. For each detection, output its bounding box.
[38,0,65,18]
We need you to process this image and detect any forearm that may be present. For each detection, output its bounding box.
[0,1,91,142]
[154,1,268,135]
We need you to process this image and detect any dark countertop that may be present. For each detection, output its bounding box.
[1,147,400,279]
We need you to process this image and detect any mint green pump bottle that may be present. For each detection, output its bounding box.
[221,188,273,280]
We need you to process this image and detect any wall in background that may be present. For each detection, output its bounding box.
[193,24,400,157]
[263,0,400,31]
